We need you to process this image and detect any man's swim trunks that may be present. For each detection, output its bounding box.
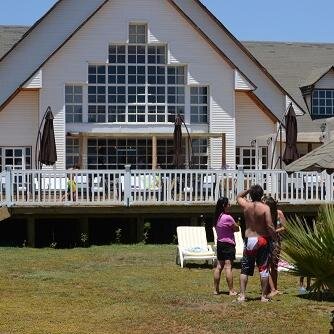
[241,236,270,278]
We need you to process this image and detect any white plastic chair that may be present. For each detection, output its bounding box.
[176,226,216,268]
[212,227,244,261]
[92,176,105,193]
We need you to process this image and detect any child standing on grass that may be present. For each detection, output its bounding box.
[299,276,311,294]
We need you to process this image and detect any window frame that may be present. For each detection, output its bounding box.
[66,138,80,169]
[0,146,32,171]
[311,88,334,118]
[191,138,208,169]
[87,138,152,170]
[65,84,83,123]
[190,85,209,124]
[129,23,148,44]
[236,146,268,170]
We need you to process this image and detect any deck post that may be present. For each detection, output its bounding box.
[237,165,245,194]
[124,165,131,207]
[5,166,12,206]
[27,217,36,248]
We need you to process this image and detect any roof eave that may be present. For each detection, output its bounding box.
[0,0,110,111]
[0,0,63,64]
[195,0,306,115]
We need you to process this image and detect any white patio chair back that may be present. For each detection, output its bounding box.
[177,226,208,249]
[176,226,216,268]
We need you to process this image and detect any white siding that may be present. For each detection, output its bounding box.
[315,70,334,89]
[173,0,289,119]
[23,70,42,89]
[40,0,236,169]
[0,91,38,163]
[0,0,107,108]
[235,92,275,146]
[235,70,254,91]
[286,96,303,116]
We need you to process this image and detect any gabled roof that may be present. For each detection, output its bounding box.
[1,23,333,136]
[0,26,29,59]
[301,65,334,88]
[0,0,109,110]
[243,41,334,134]
[0,0,302,120]
[285,139,334,173]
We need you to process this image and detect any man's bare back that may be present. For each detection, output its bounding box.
[242,201,272,238]
[237,187,275,239]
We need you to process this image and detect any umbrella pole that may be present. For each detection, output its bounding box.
[280,126,283,169]
[179,114,192,169]
[270,104,290,169]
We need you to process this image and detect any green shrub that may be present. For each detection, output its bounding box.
[115,228,122,244]
[282,205,334,294]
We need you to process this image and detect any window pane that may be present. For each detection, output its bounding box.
[190,86,208,124]
[129,24,147,44]
[65,84,83,124]
[312,89,334,118]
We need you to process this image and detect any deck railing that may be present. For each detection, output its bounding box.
[0,166,333,207]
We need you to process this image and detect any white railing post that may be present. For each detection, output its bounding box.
[5,166,13,206]
[124,165,131,206]
[237,166,245,195]
[271,171,278,199]
[325,172,332,202]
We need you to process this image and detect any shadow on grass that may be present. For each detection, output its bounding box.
[183,262,242,270]
[183,263,214,269]
[297,291,334,302]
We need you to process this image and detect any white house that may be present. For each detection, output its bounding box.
[2,0,334,246]
[0,0,305,173]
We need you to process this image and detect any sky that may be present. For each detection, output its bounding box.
[0,0,334,43]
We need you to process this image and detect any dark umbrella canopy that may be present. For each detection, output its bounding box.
[283,104,299,165]
[173,115,182,168]
[38,107,57,166]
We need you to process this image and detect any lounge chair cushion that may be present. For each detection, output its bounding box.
[183,246,215,256]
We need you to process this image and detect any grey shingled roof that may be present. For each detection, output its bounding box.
[0,26,29,59]
[302,65,334,88]
[243,41,334,134]
[0,25,333,135]
[285,138,334,172]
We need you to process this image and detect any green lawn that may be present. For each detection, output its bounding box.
[0,245,332,334]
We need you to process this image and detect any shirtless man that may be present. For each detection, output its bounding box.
[237,185,276,302]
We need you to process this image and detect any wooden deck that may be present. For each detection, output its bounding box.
[1,167,326,247]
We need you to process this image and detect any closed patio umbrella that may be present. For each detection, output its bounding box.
[38,107,57,167]
[283,104,299,165]
[173,114,182,169]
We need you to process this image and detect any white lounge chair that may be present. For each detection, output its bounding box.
[212,227,244,262]
[176,226,216,268]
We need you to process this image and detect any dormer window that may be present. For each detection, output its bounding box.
[312,89,334,118]
[129,23,147,44]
